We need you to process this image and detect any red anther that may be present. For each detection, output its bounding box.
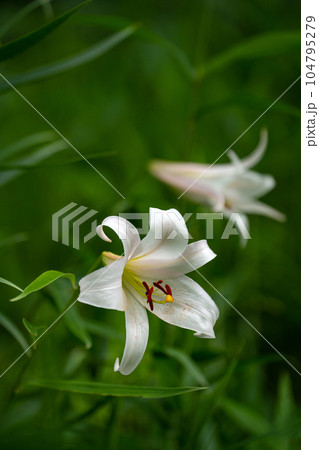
[153,282,167,295]
[147,286,154,301]
[157,280,163,284]
[142,281,150,294]
[147,287,154,311]
[165,284,172,296]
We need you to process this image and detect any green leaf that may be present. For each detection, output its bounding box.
[10,270,76,302]
[74,14,195,79]
[25,379,207,398]
[0,140,68,168]
[22,318,45,337]
[0,24,139,92]
[199,31,300,78]
[221,397,271,435]
[275,373,297,427]
[0,132,69,187]
[163,347,209,386]
[195,94,301,120]
[0,276,23,292]
[0,0,91,62]
[0,0,53,40]
[0,312,31,356]
[0,131,56,162]
[0,232,29,250]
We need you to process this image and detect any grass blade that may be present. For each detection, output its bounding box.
[74,14,195,79]
[0,24,139,92]
[0,312,31,356]
[0,0,91,62]
[0,276,23,291]
[0,0,53,40]
[25,379,207,398]
[199,31,300,78]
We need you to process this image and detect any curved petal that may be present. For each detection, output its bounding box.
[236,200,286,222]
[227,150,244,173]
[132,275,219,338]
[241,128,268,169]
[114,288,149,375]
[131,208,188,264]
[130,240,216,278]
[173,240,217,274]
[78,259,126,311]
[97,216,140,259]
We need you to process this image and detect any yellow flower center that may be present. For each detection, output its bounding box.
[102,251,174,311]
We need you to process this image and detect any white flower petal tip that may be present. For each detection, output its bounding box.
[96,224,112,243]
[79,207,218,375]
[114,357,120,372]
[194,330,216,339]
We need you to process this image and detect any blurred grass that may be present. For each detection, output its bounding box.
[0,0,300,449]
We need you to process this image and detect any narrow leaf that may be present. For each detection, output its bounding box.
[0,232,29,250]
[164,347,209,386]
[0,0,53,39]
[1,140,68,167]
[25,379,207,398]
[10,270,76,302]
[199,31,300,78]
[0,131,56,162]
[0,312,31,356]
[221,397,271,435]
[0,25,139,92]
[0,276,23,292]
[0,0,91,62]
[22,318,45,337]
[73,14,195,79]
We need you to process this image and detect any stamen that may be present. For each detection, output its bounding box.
[165,284,172,296]
[142,281,150,294]
[153,281,167,295]
[142,280,173,310]
[147,286,154,311]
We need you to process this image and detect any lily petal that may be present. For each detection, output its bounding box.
[131,208,188,263]
[78,259,126,311]
[97,216,140,259]
[225,172,275,200]
[241,128,268,169]
[114,288,149,375]
[173,241,217,274]
[131,240,216,278]
[134,275,219,338]
[236,200,286,222]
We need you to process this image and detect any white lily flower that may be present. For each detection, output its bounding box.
[78,207,219,375]
[149,130,285,241]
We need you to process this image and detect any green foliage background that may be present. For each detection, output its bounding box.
[0,1,300,449]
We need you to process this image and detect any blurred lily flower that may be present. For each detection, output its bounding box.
[149,130,285,241]
[78,207,219,375]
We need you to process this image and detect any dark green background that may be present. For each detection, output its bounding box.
[0,1,300,449]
